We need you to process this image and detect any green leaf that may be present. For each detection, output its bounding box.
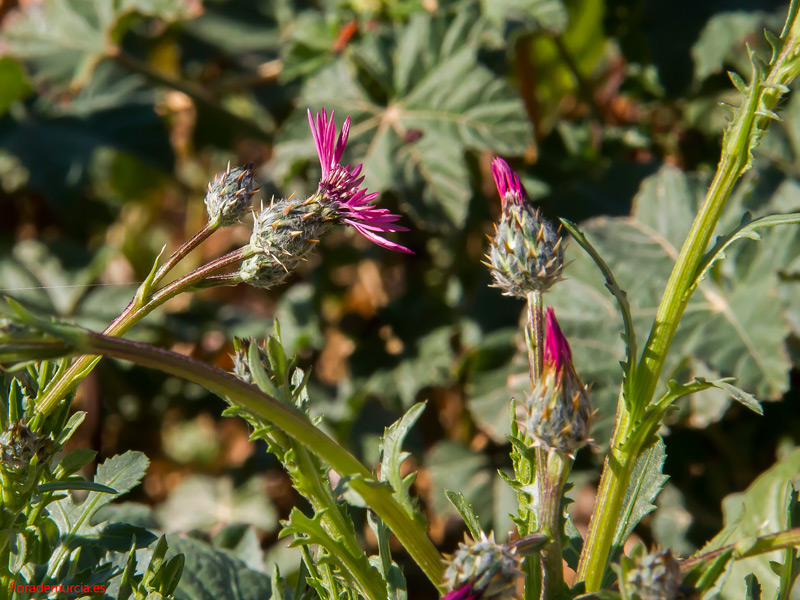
[546,166,795,444]
[745,573,762,600]
[37,480,117,494]
[380,402,426,525]
[691,11,777,83]
[280,508,386,600]
[560,218,638,407]
[480,0,568,36]
[704,448,800,598]
[276,8,532,231]
[165,534,270,600]
[656,377,762,415]
[157,475,277,533]
[612,438,668,558]
[445,491,484,540]
[48,451,149,578]
[2,0,197,91]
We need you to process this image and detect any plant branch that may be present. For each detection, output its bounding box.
[68,331,445,588]
[577,3,800,590]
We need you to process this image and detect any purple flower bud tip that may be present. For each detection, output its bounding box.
[491,157,527,207]
[307,108,413,254]
[544,306,572,371]
[443,584,479,600]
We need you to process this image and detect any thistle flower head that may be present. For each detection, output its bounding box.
[239,195,338,289]
[308,108,412,254]
[443,532,521,600]
[523,307,592,456]
[204,163,256,226]
[622,548,682,600]
[486,158,564,296]
[0,422,43,472]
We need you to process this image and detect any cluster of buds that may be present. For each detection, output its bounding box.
[238,109,411,289]
[523,308,593,456]
[622,548,683,600]
[485,158,564,297]
[204,163,257,227]
[442,533,522,600]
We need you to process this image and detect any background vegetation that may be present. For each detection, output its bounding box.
[1,0,799,597]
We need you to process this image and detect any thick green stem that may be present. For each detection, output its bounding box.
[75,332,445,588]
[35,246,253,416]
[577,5,800,591]
[522,290,545,600]
[539,450,570,600]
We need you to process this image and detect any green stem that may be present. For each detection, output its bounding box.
[523,290,545,600]
[539,450,570,600]
[75,332,445,588]
[680,527,800,571]
[577,4,800,590]
[35,246,253,416]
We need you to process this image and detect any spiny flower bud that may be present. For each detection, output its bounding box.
[443,532,521,600]
[239,195,338,289]
[0,422,44,472]
[523,307,592,456]
[623,548,682,600]
[485,158,564,297]
[204,163,257,227]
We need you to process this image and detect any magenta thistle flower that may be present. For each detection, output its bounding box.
[490,157,527,207]
[443,584,479,600]
[307,108,413,254]
[544,306,572,371]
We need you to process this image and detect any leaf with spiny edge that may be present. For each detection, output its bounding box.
[279,508,386,600]
[379,402,427,527]
[559,218,638,411]
[691,212,800,296]
[445,491,484,540]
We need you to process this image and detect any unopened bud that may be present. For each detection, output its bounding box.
[523,308,592,456]
[443,532,521,600]
[205,163,257,227]
[239,195,337,289]
[0,422,43,472]
[623,548,682,600]
[486,158,564,297]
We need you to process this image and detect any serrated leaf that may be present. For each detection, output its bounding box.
[275,8,532,231]
[701,448,800,598]
[47,451,149,579]
[2,0,197,91]
[380,402,426,525]
[445,491,484,540]
[164,534,270,600]
[612,438,668,558]
[745,573,762,600]
[560,218,637,406]
[280,508,386,600]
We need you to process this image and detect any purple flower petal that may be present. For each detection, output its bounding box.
[491,157,528,207]
[442,584,479,600]
[544,307,572,371]
[308,108,413,253]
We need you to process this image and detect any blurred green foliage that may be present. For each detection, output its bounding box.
[2,0,800,596]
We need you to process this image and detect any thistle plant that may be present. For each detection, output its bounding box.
[3,1,800,599]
